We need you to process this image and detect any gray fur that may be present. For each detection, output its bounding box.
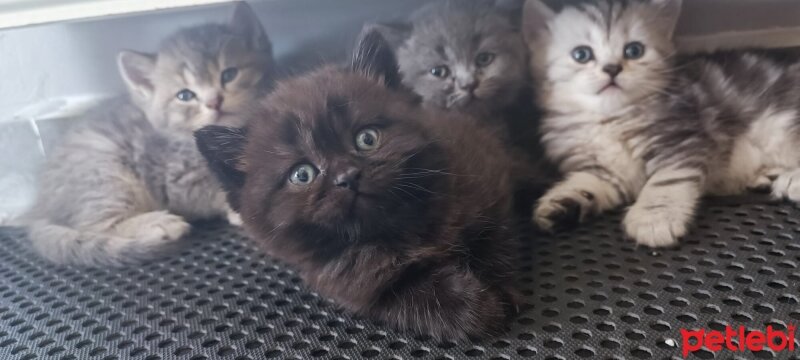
[525,0,800,247]
[22,3,271,266]
[366,0,528,112]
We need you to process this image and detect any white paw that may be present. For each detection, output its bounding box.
[772,169,800,202]
[226,211,243,226]
[623,205,690,248]
[135,211,190,242]
[533,189,594,232]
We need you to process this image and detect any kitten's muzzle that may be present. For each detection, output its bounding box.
[205,95,224,111]
[333,167,361,191]
[602,64,623,78]
[457,77,478,92]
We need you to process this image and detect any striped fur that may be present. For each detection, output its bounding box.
[524,0,800,247]
[21,4,269,266]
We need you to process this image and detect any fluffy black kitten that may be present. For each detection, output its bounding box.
[196,31,522,339]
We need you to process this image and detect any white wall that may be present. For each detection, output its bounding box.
[0,0,432,123]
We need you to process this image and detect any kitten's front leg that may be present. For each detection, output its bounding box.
[534,171,629,231]
[624,167,704,247]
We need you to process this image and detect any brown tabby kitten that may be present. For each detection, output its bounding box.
[196,31,520,339]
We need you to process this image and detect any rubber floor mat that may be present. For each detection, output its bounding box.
[1,200,799,360]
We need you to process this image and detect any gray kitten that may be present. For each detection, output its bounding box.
[23,3,274,266]
[365,0,528,114]
[525,0,800,247]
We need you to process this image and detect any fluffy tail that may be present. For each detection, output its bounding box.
[26,213,189,267]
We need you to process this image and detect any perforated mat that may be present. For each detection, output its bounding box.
[1,199,800,360]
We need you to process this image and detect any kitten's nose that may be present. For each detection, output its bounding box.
[602,64,623,78]
[457,77,478,92]
[205,95,224,111]
[333,167,361,191]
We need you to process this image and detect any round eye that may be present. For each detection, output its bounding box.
[355,128,380,151]
[571,46,594,64]
[624,42,646,59]
[289,164,317,185]
[176,89,196,102]
[221,67,239,84]
[475,52,495,67]
[430,65,450,78]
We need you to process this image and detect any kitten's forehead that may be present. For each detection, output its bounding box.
[257,72,384,152]
[410,0,513,55]
[156,24,257,83]
[549,0,664,51]
[570,0,633,34]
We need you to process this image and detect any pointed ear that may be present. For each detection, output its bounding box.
[522,0,555,43]
[360,22,411,50]
[651,0,682,39]
[195,125,248,211]
[230,1,272,52]
[352,28,402,89]
[117,50,156,101]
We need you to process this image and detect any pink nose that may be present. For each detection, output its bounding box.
[205,95,224,111]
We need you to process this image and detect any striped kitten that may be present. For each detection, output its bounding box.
[23,3,273,266]
[523,0,800,247]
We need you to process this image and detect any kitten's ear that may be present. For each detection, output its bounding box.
[230,1,271,51]
[522,0,555,42]
[352,28,402,89]
[117,50,156,101]
[195,125,248,211]
[651,0,683,38]
[360,22,411,50]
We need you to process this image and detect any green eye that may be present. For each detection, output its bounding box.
[624,42,646,59]
[289,164,317,185]
[475,52,495,67]
[355,128,380,151]
[221,67,239,84]
[430,65,450,78]
[571,46,594,64]
[176,89,196,101]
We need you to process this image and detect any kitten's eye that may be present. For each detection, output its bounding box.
[221,67,239,85]
[475,52,496,67]
[176,89,196,102]
[355,128,380,151]
[289,164,318,186]
[571,46,594,64]
[624,42,646,60]
[430,65,450,78]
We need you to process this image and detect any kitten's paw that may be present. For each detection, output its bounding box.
[623,205,689,248]
[748,168,783,194]
[226,211,243,226]
[533,190,594,232]
[747,175,774,194]
[772,169,800,202]
[132,211,191,242]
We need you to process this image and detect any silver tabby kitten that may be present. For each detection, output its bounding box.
[23,3,274,266]
[364,0,528,114]
[525,0,800,247]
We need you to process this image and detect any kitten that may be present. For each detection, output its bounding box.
[364,0,556,209]
[22,3,273,266]
[196,31,520,339]
[365,0,528,114]
[524,0,800,247]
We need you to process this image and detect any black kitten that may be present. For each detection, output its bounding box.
[196,31,522,339]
